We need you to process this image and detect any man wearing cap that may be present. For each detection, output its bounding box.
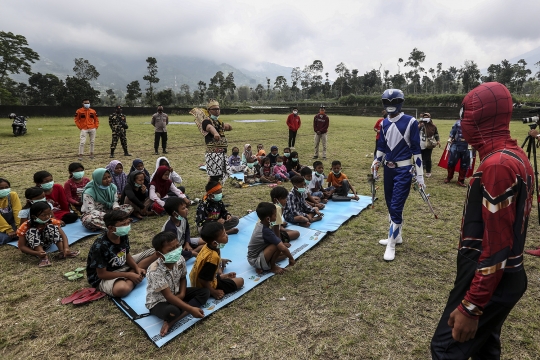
[313,105,329,159]
[109,105,131,158]
[151,105,169,155]
[202,99,233,182]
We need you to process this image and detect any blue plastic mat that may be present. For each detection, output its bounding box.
[199,165,244,181]
[111,195,373,347]
[6,219,101,252]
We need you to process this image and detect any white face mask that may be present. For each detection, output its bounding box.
[293,111,298,115]
[83,103,90,109]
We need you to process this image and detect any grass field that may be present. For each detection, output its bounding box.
[0,113,539,359]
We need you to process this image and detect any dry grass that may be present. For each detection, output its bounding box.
[0,113,538,359]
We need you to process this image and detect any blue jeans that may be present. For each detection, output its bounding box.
[0,231,14,245]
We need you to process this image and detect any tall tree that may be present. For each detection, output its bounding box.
[125,80,142,107]
[57,76,100,106]
[27,72,62,105]
[197,81,207,103]
[156,89,174,106]
[143,57,159,106]
[73,58,100,81]
[404,48,426,94]
[224,72,236,98]
[105,89,117,106]
[208,71,224,99]
[0,31,40,83]
[459,60,481,93]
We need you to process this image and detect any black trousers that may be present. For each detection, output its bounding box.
[149,287,210,322]
[154,132,168,151]
[430,252,527,359]
[288,130,297,148]
[421,148,433,173]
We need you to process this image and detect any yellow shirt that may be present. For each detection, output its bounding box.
[189,244,220,289]
[0,192,22,233]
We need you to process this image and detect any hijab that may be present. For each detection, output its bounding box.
[151,156,171,182]
[106,160,127,194]
[243,144,256,163]
[83,168,117,209]
[149,166,172,196]
[127,170,144,189]
[130,159,150,185]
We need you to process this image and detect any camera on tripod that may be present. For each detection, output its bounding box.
[522,109,540,126]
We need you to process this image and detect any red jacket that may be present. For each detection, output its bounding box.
[374,118,384,140]
[46,184,72,220]
[313,113,329,133]
[286,114,301,131]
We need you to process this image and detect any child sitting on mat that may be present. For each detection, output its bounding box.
[146,231,209,337]
[189,222,244,300]
[286,151,303,178]
[34,171,79,225]
[248,202,295,275]
[282,147,291,167]
[283,176,323,227]
[106,160,128,196]
[241,144,258,165]
[300,167,325,209]
[256,144,266,165]
[163,197,204,260]
[86,210,158,297]
[310,161,331,201]
[269,186,300,242]
[18,187,50,224]
[196,181,239,234]
[258,157,279,184]
[227,146,245,173]
[64,162,90,214]
[244,161,259,184]
[120,170,151,219]
[327,160,359,200]
[129,159,151,189]
[267,145,279,166]
[17,202,79,267]
[273,156,289,182]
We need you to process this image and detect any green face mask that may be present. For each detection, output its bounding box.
[213,193,223,202]
[175,213,184,221]
[276,162,283,166]
[113,224,131,236]
[134,183,142,188]
[41,181,54,191]
[0,188,11,198]
[72,171,84,180]
[34,216,51,224]
[247,163,254,169]
[161,247,183,264]
[304,179,311,185]
[284,153,290,158]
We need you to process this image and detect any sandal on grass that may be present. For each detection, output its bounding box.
[38,258,51,267]
[72,290,106,305]
[61,288,96,305]
[64,267,85,281]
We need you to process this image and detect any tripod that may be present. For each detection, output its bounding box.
[521,123,540,224]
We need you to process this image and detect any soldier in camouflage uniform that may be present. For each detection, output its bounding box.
[109,105,131,158]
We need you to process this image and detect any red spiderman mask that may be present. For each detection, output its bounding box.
[460,82,515,159]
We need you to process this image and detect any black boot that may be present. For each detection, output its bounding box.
[123,148,132,156]
[110,149,115,158]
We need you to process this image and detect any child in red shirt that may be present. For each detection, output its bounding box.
[64,162,90,214]
[34,170,79,224]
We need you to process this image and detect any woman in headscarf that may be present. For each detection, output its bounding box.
[149,166,189,215]
[121,171,151,219]
[241,144,258,165]
[106,160,128,195]
[418,112,440,178]
[129,159,151,188]
[81,168,133,231]
[151,156,183,186]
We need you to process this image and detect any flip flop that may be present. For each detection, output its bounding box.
[38,258,51,267]
[61,288,95,305]
[73,290,106,305]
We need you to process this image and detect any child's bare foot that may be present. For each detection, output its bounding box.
[134,212,143,219]
[255,267,263,274]
[160,321,171,336]
[298,222,311,228]
[284,242,291,248]
[271,265,286,274]
[311,215,323,222]
[226,228,239,235]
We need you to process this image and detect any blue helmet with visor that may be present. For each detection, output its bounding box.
[381,89,405,115]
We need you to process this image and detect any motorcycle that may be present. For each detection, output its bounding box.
[10,113,27,137]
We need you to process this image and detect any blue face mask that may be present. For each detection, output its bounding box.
[114,224,131,236]
[212,193,223,202]
[297,187,306,194]
[333,171,341,176]
[0,188,11,198]
[284,153,290,158]
[276,162,283,166]
[210,114,219,121]
[304,179,311,185]
[99,184,110,190]
[247,163,254,169]
[34,216,51,224]
[175,213,184,221]
[41,181,54,191]
[270,221,277,227]
[30,198,47,204]
[134,183,142,188]
[160,247,183,264]
[292,158,298,162]
[72,171,84,180]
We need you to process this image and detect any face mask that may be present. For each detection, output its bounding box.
[270,221,277,227]
[160,247,183,264]
[83,104,90,109]
[98,184,110,190]
[212,193,223,202]
[232,152,239,156]
[264,164,270,167]
[293,111,298,115]
[114,224,131,236]
[296,187,306,194]
[247,163,254,169]
[210,115,219,121]
[292,158,298,162]
[116,109,121,114]
[34,216,51,224]
[41,181,54,191]
[423,118,431,122]
[134,183,142,188]
[175,213,184,221]
[275,201,283,208]
[30,198,47,204]
[333,171,341,176]
[0,188,11,198]
[276,162,283,166]
[305,179,311,185]
[284,153,290,158]
[72,171,84,180]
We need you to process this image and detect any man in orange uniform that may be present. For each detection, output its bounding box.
[74,98,99,160]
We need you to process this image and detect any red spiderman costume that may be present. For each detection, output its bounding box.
[431,82,533,359]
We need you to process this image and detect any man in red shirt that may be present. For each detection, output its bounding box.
[373,110,387,158]
[286,107,301,149]
[313,105,329,159]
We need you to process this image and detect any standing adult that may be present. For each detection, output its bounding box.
[445,119,470,186]
[313,105,329,159]
[286,107,301,149]
[74,98,99,160]
[418,112,440,178]
[109,105,131,158]
[151,105,169,155]
[202,99,232,182]
[371,89,423,261]
[431,82,533,359]
[373,110,387,158]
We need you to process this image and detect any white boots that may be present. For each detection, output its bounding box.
[381,221,402,261]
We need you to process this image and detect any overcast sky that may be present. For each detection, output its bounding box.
[3,0,540,76]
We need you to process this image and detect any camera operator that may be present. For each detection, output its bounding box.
[528,128,540,139]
